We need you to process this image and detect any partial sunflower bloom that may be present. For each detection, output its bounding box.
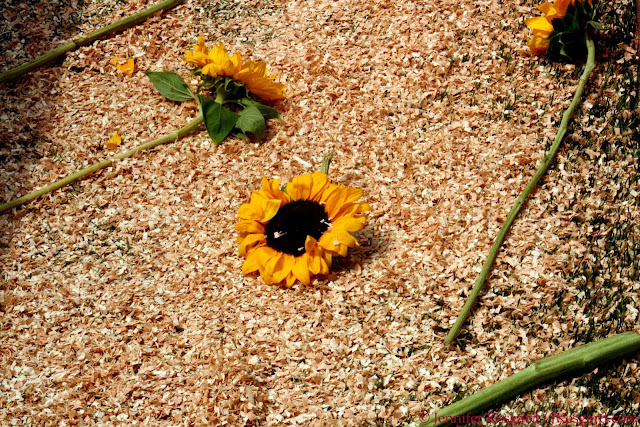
[184,38,286,101]
[236,172,370,287]
[525,0,593,56]
[233,59,287,101]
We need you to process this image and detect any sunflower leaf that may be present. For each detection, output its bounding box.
[236,105,266,138]
[239,98,282,121]
[145,71,194,102]
[199,95,239,144]
[233,130,248,140]
[587,20,603,30]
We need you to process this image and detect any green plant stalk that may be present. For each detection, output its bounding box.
[0,0,184,84]
[0,114,203,214]
[417,332,640,427]
[320,151,335,174]
[445,34,596,344]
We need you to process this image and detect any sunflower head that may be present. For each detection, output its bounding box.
[184,38,286,101]
[525,0,599,61]
[236,172,370,287]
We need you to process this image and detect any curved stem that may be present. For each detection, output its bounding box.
[0,0,184,84]
[416,332,640,427]
[320,151,335,175]
[0,114,203,214]
[445,34,596,344]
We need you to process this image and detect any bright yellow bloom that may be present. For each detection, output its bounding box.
[106,132,122,150]
[525,0,592,55]
[525,16,554,55]
[236,172,370,287]
[112,57,135,77]
[184,38,286,101]
[537,0,572,20]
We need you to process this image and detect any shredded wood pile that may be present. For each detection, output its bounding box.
[1,0,638,425]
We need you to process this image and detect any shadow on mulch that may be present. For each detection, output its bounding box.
[0,1,88,241]
[330,229,390,275]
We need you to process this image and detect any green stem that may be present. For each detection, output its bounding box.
[320,151,335,175]
[0,114,203,214]
[416,332,640,427]
[0,0,184,84]
[444,34,596,344]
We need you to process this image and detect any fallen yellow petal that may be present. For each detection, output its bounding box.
[106,132,122,150]
[113,57,136,77]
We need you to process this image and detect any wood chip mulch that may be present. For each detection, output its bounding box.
[1,0,639,425]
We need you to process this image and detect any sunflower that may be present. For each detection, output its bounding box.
[184,37,286,101]
[236,172,370,287]
[525,0,592,56]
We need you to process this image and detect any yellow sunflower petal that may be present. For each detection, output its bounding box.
[260,198,282,222]
[285,273,297,287]
[323,186,351,220]
[233,59,287,101]
[537,1,554,15]
[242,249,263,275]
[258,176,290,205]
[318,231,347,256]
[276,254,297,283]
[528,35,550,55]
[304,235,318,254]
[548,0,571,19]
[332,216,367,233]
[263,251,294,284]
[237,202,262,221]
[106,132,122,150]
[286,173,314,201]
[308,247,330,275]
[235,219,265,234]
[308,252,322,275]
[356,202,371,213]
[292,254,311,285]
[201,63,219,78]
[336,226,359,246]
[525,16,554,33]
[238,233,266,256]
[308,172,330,201]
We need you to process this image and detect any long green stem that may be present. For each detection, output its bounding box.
[445,34,596,344]
[415,332,640,427]
[0,114,203,214]
[0,0,184,84]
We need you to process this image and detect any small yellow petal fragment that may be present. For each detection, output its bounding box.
[106,132,122,150]
[113,57,136,77]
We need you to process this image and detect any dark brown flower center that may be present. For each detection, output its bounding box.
[265,200,330,256]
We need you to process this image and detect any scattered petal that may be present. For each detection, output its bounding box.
[105,132,122,150]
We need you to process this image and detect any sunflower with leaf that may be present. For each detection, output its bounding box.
[525,0,601,60]
[145,37,286,144]
[446,0,604,346]
[236,158,370,287]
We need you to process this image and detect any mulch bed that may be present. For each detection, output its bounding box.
[1,0,638,425]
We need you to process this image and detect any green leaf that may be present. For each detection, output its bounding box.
[233,130,248,140]
[145,71,194,102]
[587,20,604,30]
[239,98,282,121]
[236,105,266,138]
[199,95,239,144]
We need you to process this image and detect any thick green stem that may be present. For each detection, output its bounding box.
[0,0,184,84]
[444,34,596,344]
[416,332,640,427]
[0,114,203,214]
